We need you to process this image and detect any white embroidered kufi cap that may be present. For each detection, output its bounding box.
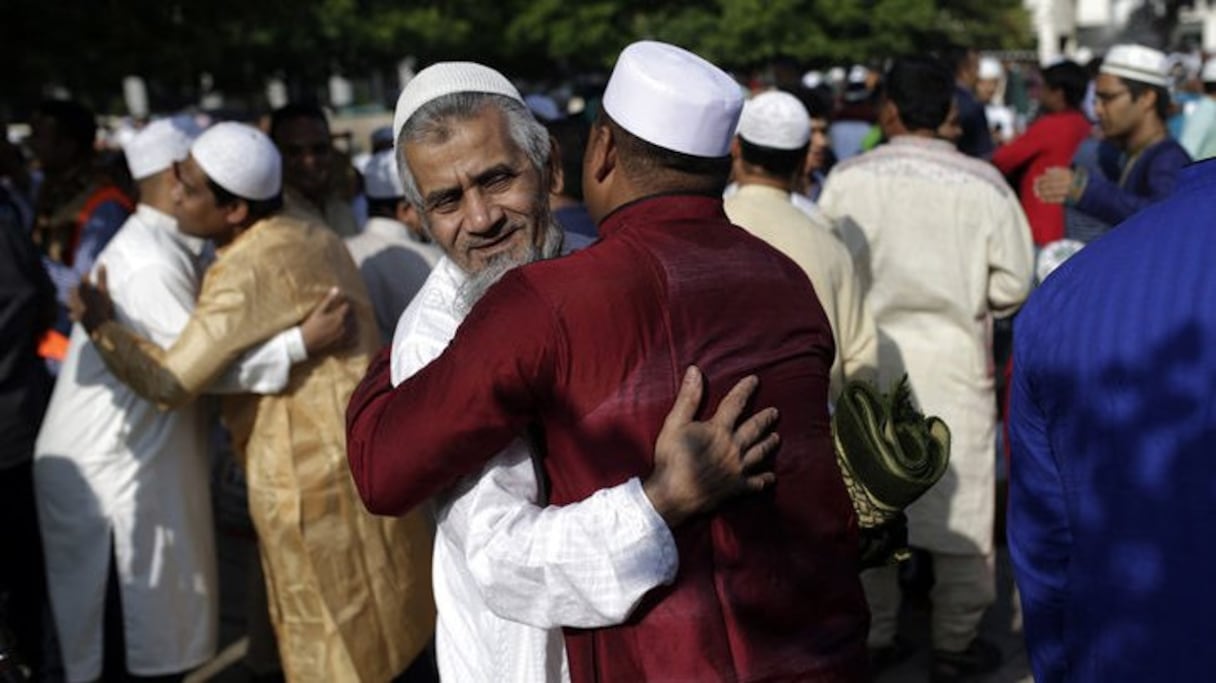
[124,115,202,180]
[979,57,1004,81]
[602,41,743,158]
[1100,44,1170,88]
[392,62,523,146]
[801,70,824,89]
[363,149,406,199]
[737,91,810,150]
[1202,59,1216,84]
[191,122,281,200]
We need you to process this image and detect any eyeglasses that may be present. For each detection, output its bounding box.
[1094,89,1130,104]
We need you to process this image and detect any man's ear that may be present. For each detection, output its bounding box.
[588,123,617,184]
[547,134,564,196]
[224,199,249,227]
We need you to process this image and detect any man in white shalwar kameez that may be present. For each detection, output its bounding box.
[817,57,1034,680]
[388,62,780,683]
[34,118,351,683]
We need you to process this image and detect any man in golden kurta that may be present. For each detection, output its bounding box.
[71,121,434,682]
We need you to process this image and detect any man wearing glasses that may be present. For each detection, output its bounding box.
[1034,44,1190,228]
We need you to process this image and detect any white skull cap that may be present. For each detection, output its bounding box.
[190,122,282,201]
[124,115,202,181]
[737,91,810,151]
[392,62,523,146]
[602,41,743,158]
[363,149,405,199]
[1100,44,1170,88]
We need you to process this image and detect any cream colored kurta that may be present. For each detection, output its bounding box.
[818,136,1033,555]
[725,183,877,400]
[89,213,435,682]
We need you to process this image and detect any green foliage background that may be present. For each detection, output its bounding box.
[2,0,1034,114]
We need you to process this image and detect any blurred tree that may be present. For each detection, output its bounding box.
[1,0,1033,117]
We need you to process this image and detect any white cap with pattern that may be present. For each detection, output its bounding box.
[737,91,810,151]
[392,62,523,147]
[124,115,202,181]
[191,122,282,201]
[1100,44,1170,88]
[602,41,743,158]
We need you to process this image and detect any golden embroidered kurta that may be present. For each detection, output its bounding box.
[89,213,434,682]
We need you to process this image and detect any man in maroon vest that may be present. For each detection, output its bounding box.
[348,41,869,681]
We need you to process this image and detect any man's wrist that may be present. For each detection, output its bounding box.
[641,474,688,528]
[1066,166,1088,204]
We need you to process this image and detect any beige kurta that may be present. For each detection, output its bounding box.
[818,136,1034,556]
[725,183,878,400]
[89,213,435,682]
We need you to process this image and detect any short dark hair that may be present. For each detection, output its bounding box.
[602,113,731,196]
[1041,61,1090,109]
[738,138,809,179]
[1125,79,1171,121]
[942,45,977,78]
[785,86,833,121]
[367,196,402,217]
[35,99,97,156]
[883,57,954,132]
[269,101,329,143]
[545,116,589,201]
[207,177,283,223]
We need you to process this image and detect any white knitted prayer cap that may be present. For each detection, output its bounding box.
[1101,44,1170,88]
[602,41,743,158]
[392,62,523,146]
[124,115,202,181]
[191,122,281,201]
[363,149,405,199]
[737,91,810,151]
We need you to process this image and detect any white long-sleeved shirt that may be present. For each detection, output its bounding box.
[390,255,678,683]
[34,204,304,682]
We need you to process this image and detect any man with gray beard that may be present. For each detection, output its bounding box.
[382,62,779,682]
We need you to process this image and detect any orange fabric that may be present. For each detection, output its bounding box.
[37,329,70,361]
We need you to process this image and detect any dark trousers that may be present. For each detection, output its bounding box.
[0,461,47,677]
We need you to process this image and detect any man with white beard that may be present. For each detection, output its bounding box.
[383,61,780,682]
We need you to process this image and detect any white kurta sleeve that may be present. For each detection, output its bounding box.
[463,447,678,629]
[985,191,1035,318]
[207,326,304,395]
[116,260,297,395]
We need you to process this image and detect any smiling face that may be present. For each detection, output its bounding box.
[403,105,553,274]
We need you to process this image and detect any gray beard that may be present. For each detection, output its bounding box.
[455,218,565,315]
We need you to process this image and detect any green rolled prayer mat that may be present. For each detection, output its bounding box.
[831,375,950,567]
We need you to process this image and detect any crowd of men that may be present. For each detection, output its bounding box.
[2,36,1215,683]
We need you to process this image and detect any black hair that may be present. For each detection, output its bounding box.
[207,177,283,222]
[1205,82,1216,95]
[1125,79,1171,121]
[269,101,329,143]
[738,138,809,179]
[882,57,954,132]
[942,45,977,78]
[1041,61,1090,109]
[602,114,731,195]
[367,196,402,217]
[785,86,833,121]
[35,99,97,156]
[545,116,589,201]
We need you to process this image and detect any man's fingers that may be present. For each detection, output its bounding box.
[740,471,777,493]
[662,366,703,432]
[740,432,780,473]
[732,406,779,451]
[320,287,345,312]
[709,374,759,428]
